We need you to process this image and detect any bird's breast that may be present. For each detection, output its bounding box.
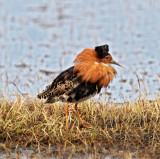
[74,61,117,87]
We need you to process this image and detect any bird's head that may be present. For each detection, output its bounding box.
[95,44,123,67]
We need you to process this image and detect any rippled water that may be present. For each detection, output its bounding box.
[0,0,160,103]
[0,0,160,157]
[0,148,134,159]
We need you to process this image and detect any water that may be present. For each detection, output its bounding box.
[0,148,133,159]
[0,0,160,103]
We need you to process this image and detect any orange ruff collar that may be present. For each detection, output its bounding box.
[73,49,117,87]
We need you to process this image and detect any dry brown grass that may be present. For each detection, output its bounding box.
[0,95,160,158]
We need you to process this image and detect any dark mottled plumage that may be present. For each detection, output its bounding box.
[37,66,101,103]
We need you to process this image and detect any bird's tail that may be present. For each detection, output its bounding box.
[37,88,52,99]
[37,89,57,103]
[37,92,44,99]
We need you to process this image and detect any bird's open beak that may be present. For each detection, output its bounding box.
[112,60,123,68]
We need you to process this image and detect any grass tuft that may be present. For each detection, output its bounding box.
[0,95,160,158]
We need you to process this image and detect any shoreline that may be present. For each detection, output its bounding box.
[0,95,160,158]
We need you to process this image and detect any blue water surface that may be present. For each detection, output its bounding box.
[0,0,160,103]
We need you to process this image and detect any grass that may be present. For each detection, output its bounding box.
[0,94,160,158]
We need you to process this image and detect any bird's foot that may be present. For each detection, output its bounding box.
[79,123,93,129]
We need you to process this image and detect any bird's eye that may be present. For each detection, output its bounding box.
[106,56,109,60]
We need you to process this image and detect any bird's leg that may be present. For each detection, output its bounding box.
[65,103,69,130]
[74,103,92,128]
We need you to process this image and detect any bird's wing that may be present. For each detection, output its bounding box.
[37,66,76,99]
